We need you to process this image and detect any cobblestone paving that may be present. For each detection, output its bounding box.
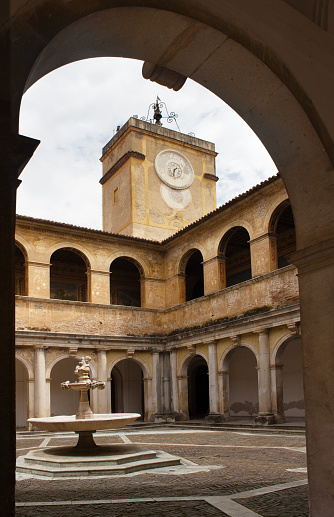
[16,428,309,516]
[16,501,228,517]
[235,485,309,516]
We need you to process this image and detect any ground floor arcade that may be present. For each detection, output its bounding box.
[16,306,303,429]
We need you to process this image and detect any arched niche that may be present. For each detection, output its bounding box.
[224,346,258,421]
[50,357,81,417]
[272,334,304,422]
[15,243,27,295]
[180,249,204,302]
[187,354,209,418]
[270,201,296,269]
[219,227,251,288]
[50,248,89,302]
[109,257,143,307]
[110,358,144,417]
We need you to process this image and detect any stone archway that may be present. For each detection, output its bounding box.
[110,358,144,417]
[50,357,80,417]
[2,2,334,515]
[187,355,209,419]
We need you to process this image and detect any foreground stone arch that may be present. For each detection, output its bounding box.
[2,2,334,514]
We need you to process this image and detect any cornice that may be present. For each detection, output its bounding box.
[99,151,145,185]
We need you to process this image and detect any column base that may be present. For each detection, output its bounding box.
[255,414,276,425]
[153,412,178,423]
[206,413,225,423]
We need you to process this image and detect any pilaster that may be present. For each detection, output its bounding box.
[250,233,277,278]
[203,257,225,295]
[87,270,110,305]
[26,261,50,298]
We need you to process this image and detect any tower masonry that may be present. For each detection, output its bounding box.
[100,117,218,241]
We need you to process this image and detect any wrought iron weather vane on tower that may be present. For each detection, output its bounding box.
[140,97,181,132]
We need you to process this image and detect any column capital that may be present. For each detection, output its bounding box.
[287,322,300,335]
[34,345,48,351]
[187,345,196,355]
[253,327,269,336]
[204,339,219,347]
[230,335,241,345]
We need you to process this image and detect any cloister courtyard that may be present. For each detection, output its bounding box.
[16,423,308,516]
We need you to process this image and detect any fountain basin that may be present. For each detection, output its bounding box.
[28,413,141,433]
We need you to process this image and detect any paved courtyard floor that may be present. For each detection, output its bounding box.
[16,426,308,516]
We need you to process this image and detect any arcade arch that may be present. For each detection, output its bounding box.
[219,227,252,288]
[221,345,259,421]
[272,334,304,422]
[50,248,89,302]
[50,357,81,417]
[15,243,26,295]
[109,257,142,307]
[187,354,209,418]
[110,358,144,417]
[3,2,334,515]
[180,249,204,302]
[270,201,296,269]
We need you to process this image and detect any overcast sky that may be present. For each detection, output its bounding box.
[18,57,277,230]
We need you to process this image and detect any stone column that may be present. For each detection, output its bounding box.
[96,349,108,413]
[292,242,334,517]
[27,379,35,430]
[34,346,48,417]
[255,329,275,424]
[162,352,171,414]
[106,376,112,413]
[170,348,179,414]
[178,375,189,419]
[142,377,152,421]
[87,270,110,304]
[249,233,278,277]
[151,351,161,416]
[220,370,230,421]
[207,340,222,421]
[26,261,50,298]
[271,364,284,423]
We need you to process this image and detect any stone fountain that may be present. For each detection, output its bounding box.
[17,356,181,478]
[28,356,140,451]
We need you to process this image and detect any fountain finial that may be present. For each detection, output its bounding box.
[61,356,105,419]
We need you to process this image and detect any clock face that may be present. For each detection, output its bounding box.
[155,150,194,189]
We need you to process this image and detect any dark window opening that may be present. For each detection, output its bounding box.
[185,250,204,301]
[50,249,87,301]
[110,258,141,307]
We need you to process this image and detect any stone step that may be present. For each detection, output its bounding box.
[16,446,182,478]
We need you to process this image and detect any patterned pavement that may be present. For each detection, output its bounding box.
[16,426,308,516]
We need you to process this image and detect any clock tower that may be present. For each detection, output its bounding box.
[100,116,218,241]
